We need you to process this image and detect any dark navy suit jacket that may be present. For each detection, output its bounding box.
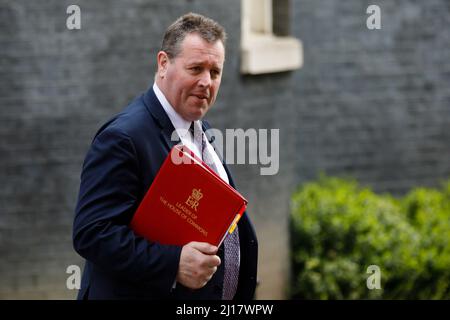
[73,87,258,300]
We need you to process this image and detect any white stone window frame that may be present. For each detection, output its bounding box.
[241,0,303,74]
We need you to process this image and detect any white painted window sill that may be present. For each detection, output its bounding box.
[241,34,303,74]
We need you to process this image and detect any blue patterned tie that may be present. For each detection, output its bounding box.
[191,121,240,300]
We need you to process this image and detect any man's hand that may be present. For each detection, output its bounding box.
[176,241,221,289]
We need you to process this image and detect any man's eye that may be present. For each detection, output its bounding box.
[211,70,220,78]
[190,66,201,72]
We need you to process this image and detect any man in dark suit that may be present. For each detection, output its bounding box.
[73,12,258,300]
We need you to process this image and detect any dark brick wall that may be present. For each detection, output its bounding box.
[291,0,450,194]
[1,0,449,299]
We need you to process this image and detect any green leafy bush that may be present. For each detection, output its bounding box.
[290,175,450,299]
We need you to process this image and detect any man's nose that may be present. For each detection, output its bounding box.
[198,71,212,88]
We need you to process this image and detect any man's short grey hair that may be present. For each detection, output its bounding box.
[161,12,227,59]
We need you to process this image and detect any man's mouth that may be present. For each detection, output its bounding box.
[192,93,209,100]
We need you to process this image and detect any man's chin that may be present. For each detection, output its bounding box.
[187,105,209,120]
[182,110,205,122]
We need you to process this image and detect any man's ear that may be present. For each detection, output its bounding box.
[157,51,170,79]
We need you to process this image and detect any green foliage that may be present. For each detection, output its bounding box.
[289,175,450,299]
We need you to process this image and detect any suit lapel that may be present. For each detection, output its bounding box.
[143,87,181,152]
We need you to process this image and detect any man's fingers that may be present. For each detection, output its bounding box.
[189,241,218,255]
[200,250,221,268]
[208,255,221,268]
[177,242,222,290]
[210,266,218,275]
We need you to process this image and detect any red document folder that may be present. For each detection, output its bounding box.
[130,144,247,247]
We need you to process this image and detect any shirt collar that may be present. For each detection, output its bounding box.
[153,82,192,138]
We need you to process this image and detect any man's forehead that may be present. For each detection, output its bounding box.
[182,51,224,65]
[179,34,225,59]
